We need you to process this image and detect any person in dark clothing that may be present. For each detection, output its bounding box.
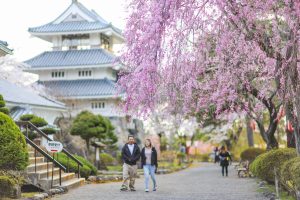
[120,135,141,191]
[141,139,158,192]
[219,146,232,177]
[214,146,220,163]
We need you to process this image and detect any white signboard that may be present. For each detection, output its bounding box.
[45,141,63,153]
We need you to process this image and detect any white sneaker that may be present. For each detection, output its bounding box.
[145,189,149,192]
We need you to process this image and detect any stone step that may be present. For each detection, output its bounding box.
[27,162,53,173]
[40,172,76,186]
[29,151,35,157]
[54,178,85,190]
[27,168,61,180]
[29,157,44,164]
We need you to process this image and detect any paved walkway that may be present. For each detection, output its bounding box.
[52,163,267,200]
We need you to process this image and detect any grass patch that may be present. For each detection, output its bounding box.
[21,192,39,198]
[107,166,122,171]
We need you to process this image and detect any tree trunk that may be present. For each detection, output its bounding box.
[86,138,90,151]
[246,115,254,147]
[285,103,296,148]
[293,100,300,155]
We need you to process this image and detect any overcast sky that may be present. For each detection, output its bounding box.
[0,0,127,61]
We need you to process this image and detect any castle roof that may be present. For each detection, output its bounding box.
[0,40,13,55]
[24,48,116,70]
[38,78,121,99]
[0,79,65,109]
[28,1,122,40]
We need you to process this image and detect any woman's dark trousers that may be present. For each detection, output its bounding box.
[222,165,228,176]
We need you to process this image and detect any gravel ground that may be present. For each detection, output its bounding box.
[52,163,267,200]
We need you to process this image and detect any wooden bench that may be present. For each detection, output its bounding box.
[237,160,253,178]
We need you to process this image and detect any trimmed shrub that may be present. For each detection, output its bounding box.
[0,107,9,115]
[0,113,28,170]
[20,114,48,127]
[30,116,48,127]
[56,153,97,178]
[20,114,35,121]
[280,157,300,192]
[100,153,116,166]
[250,148,297,183]
[41,127,57,135]
[240,148,265,163]
[0,100,5,107]
[74,155,97,175]
[116,151,122,164]
[249,153,267,176]
[0,95,9,116]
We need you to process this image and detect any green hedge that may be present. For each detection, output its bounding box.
[56,153,97,178]
[20,114,35,121]
[100,153,116,166]
[20,114,48,128]
[0,113,28,170]
[240,148,265,163]
[41,127,57,135]
[280,157,300,192]
[74,155,97,175]
[0,107,9,115]
[0,95,9,116]
[250,148,297,183]
[0,100,5,107]
[29,116,47,127]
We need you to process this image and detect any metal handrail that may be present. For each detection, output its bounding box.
[25,136,66,171]
[16,121,83,167]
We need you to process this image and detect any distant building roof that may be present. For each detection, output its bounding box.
[24,49,116,69]
[0,40,13,55]
[38,79,120,98]
[28,1,122,35]
[0,79,65,109]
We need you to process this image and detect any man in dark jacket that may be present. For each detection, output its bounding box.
[120,135,141,191]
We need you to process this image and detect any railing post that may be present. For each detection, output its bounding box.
[59,169,62,186]
[26,124,28,138]
[34,149,37,173]
[67,157,69,173]
[78,164,80,178]
[47,158,49,179]
[51,153,54,188]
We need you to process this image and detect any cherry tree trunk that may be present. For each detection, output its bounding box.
[246,115,254,147]
[285,104,296,148]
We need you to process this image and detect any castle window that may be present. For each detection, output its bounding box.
[78,70,92,77]
[91,102,105,109]
[100,34,110,50]
[51,71,65,78]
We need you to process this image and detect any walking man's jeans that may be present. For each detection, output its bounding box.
[143,164,156,190]
[222,165,228,176]
[122,163,137,189]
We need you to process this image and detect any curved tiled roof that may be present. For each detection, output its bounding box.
[0,40,13,55]
[0,79,65,109]
[28,2,122,35]
[38,79,119,98]
[25,49,115,68]
[29,21,109,33]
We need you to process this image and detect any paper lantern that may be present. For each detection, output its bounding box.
[287,121,294,132]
